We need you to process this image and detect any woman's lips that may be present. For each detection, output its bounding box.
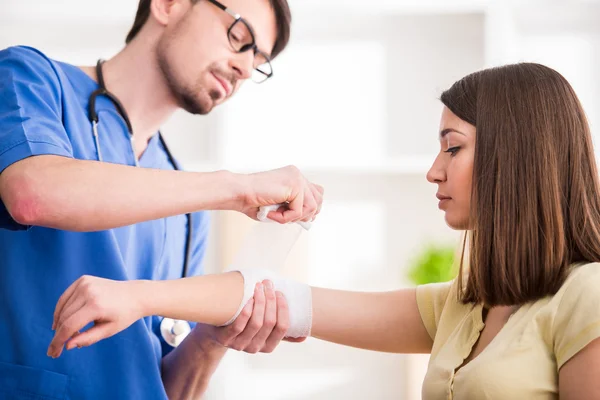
[436,193,452,209]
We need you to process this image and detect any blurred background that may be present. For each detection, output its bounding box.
[3,0,600,398]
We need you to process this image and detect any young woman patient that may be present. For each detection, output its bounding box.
[48,63,600,399]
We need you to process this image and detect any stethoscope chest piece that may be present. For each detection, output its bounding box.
[160,318,192,347]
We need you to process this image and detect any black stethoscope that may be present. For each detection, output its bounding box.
[87,59,192,346]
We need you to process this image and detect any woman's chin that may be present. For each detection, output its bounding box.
[444,214,469,230]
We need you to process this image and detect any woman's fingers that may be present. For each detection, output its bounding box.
[52,277,83,330]
[55,295,86,333]
[65,323,115,351]
[48,304,98,358]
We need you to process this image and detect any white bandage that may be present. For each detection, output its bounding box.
[221,269,312,338]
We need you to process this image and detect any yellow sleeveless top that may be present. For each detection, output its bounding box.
[416,262,600,400]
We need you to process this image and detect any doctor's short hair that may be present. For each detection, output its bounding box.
[125,0,291,59]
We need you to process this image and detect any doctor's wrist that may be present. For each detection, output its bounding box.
[197,170,245,212]
[188,324,228,359]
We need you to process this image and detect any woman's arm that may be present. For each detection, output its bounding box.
[48,273,433,357]
[558,337,600,399]
[48,273,245,358]
[311,287,433,353]
[161,282,292,400]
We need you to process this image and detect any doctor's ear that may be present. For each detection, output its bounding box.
[149,0,189,27]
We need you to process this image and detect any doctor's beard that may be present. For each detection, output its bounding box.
[157,53,235,115]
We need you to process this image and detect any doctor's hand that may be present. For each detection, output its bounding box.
[236,166,324,225]
[191,279,306,355]
[47,275,144,358]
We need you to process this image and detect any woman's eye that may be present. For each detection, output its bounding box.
[444,146,460,156]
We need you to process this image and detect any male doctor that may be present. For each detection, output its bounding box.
[0,0,322,398]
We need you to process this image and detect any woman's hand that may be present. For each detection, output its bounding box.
[47,275,146,358]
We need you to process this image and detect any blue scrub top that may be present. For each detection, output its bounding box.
[0,46,211,399]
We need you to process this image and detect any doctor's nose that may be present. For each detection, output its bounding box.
[229,51,254,81]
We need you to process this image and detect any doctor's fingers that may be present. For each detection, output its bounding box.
[228,283,267,351]
[261,291,290,353]
[53,277,85,330]
[300,181,319,223]
[280,188,304,224]
[244,280,278,353]
[48,305,98,358]
[215,298,254,346]
[308,183,324,221]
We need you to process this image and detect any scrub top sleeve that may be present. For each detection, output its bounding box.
[0,46,74,230]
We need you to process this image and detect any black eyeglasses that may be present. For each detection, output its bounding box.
[207,0,273,83]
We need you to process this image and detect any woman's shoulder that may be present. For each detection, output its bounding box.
[568,261,600,278]
[546,262,600,368]
[556,262,600,298]
[534,262,600,319]
[416,279,475,343]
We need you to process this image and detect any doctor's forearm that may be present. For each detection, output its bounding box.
[161,328,227,400]
[0,155,243,231]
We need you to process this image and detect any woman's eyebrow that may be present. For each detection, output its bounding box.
[440,128,466,138]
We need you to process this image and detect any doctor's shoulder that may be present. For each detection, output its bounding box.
[0,45,63,91]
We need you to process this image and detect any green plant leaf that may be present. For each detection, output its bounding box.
[407,244,457,286]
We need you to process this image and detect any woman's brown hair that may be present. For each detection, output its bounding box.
[441,63,600,306]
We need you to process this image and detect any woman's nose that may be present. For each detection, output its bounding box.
[426,155,446,184]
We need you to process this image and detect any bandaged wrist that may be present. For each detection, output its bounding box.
[221,269,312,338]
